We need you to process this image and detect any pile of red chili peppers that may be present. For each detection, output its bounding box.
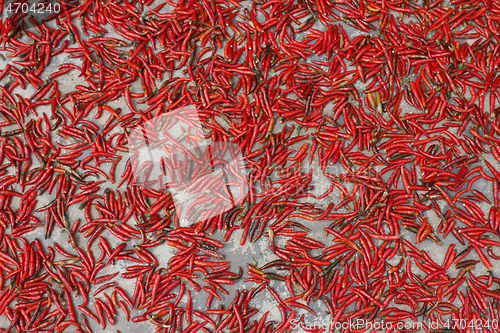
[1,0,500,331]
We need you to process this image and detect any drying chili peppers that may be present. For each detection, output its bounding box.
[0,0,500,332]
